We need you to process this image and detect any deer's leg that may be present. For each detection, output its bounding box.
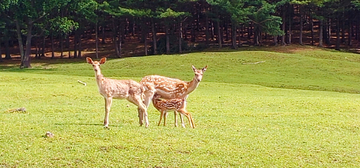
[179,112,185,128]
[178,109,195,128]
[179,99,187,128]
[131,95,149,128]
[138,107,144,126]
[104,97,112,128]
[158,110,164,126]
[174,111,178,127]
[143,89,155,108]
[163,111,168,126]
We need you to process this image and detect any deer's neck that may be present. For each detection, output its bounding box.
[95,71,104,86]
[186,77,200,95]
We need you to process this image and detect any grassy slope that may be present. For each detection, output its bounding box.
[0,45,359,167]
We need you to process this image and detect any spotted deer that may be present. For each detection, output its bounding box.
[86,57,149,128]
[139,65,207,127]
[152,94,195,128]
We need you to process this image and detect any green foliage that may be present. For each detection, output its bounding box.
[102,0,154,18]
[207,0,249,23]
[208,0,284,35]
[249,1,284,36]
[0,46,360,167]
[75,0,98,21]
[49,17,79,35]
[158,8,188,18]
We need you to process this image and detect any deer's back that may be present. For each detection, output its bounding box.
[141,75,188,99]
[98,78,143,99]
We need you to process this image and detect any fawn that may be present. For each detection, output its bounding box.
[152,94,195,128]
[86,57,149,128]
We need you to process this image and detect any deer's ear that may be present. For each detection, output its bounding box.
[202,65,208,72]
[191,65,196,72]
[86,57,93,64]
[100,57,107,64]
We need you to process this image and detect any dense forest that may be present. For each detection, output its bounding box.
[1,0,360,68]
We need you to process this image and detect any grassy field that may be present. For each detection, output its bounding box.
[0,45,359,167]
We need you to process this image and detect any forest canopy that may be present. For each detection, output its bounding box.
[1,0,360,68]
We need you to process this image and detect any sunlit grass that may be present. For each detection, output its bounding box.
[0,46,359,167]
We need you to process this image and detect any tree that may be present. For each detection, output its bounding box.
[4,0,71,68]
[248,0,285,45]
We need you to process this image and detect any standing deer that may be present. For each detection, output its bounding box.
[140,65,207,127]
[152,94,195,128]
[86,57,149,128]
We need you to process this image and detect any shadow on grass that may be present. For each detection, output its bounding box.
[55,123,123,128]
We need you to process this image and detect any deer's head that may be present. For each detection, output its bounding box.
[192,65,207,82]
[86,57,106,73]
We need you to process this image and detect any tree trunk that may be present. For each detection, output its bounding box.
[143,21,148,56]
[112,19,120,57]
[15,20,25,68]
[0,40,2,62]
[348,21,352,46]
[151,18,157,55]
[74,32,78,58]
[319,19,323,47]
[335,18,340,50]
[165,23,170,54]
[35,38,39,59]
[355,20,360,40]
[205,12,209,45]
[231,22,237,49]
[51,33,55,59]
[274,36,278,46]
[248,23,252,40]
[118,23,122,58]
[179,21,183,54]
[102,24,106,44]
[288,7,292,45]
[191,22,195,42]
[41,36,45,57]
[216,19,222,48]
[224,22,229,41]
[60,34,64,58]
[211,21,215,40]
[23,24,33,68]
[238,24,242,47]
[282,8,286,45]
[299,6,303,45]
[67,34,71,58]
[5,37,11,59]
[310,14,314,45]
[341,17,345,43]
[96,21,99,59]
[78,30,82,58]
[325,19,331,45]
[254,27,260,46]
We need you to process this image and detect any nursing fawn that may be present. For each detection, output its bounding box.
[152,94,195,128]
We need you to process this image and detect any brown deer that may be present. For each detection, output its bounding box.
[152,94,195,128]
[86,57,149,128]
[139,65,207,127]
[140,65,207,107]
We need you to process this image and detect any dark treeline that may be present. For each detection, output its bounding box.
[1,0,360,68]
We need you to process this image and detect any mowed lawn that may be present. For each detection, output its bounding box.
[0,45,359,167]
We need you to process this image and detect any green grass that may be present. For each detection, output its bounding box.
[1,45,359,167]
